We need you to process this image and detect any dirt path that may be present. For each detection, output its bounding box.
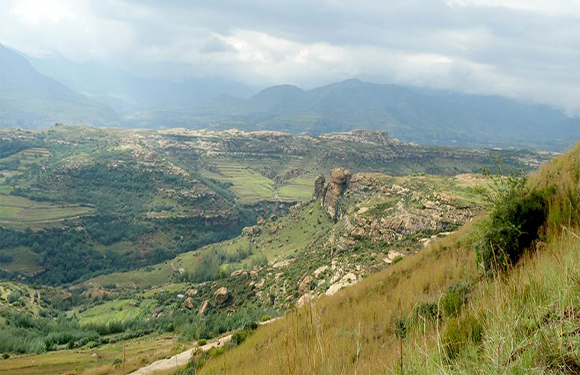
[129,335,232,375]
[130,317,281,375]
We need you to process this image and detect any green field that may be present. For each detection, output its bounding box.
[72,299,158,326]
[200,158,276,203]
[0,194,94,224]
[0,246,43,276]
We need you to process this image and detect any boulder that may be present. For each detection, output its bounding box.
[214,287,229,304]
[325,273,358,296]
[271,225,278,234]
[296,292,314,307]
[184,297,194,310]
[257,216,265,225]
[330,168,352,185]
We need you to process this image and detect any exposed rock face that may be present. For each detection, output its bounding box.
[198,299,209,315]
[242,225,261,236]
[296,292,314,307]
[214,287,229,305]
[326,273,357,296]
[298,275,313,295]
[313,174,326,199]
[322,168,351,220]
[184,297,194,310]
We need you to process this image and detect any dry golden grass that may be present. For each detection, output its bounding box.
[192,142,580,375]
[197,223,479,375]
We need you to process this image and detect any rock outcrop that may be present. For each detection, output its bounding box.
[316,168,351,220]
[313,174,326,199]
[298,275,313,295]
[214,287,229,305]
[184,297,194,310]
[198,299,209,315]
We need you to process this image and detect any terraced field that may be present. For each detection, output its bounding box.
[0,147,51,170]
[200,158,276,203]
[0,194,94,225]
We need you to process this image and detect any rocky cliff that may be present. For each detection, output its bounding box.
[317,168,352,220]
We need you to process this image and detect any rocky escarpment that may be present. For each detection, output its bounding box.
[317,168,352,220]
[313,174,326,199]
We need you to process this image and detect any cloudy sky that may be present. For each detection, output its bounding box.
[1,0,579,114]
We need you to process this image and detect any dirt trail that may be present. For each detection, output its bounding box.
[130,317,281,374]
[129,335,232,375]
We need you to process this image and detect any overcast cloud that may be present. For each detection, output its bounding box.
[0,0,578,114]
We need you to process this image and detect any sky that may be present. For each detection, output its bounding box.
[1,0,579,115]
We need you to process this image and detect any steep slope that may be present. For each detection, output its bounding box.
[181,142,580,374]
[0,44,120,128]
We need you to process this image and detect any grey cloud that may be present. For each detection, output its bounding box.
[0,0,578,114]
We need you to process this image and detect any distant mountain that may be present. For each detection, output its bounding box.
[201,79,579,150]
[2,44,578,150]
[26,52,257,114]
[0,44,120,128]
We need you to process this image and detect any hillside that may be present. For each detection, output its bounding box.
[0,45,120,128]
[173,142,580,374]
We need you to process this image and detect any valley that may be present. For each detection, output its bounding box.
[0,124,570,374]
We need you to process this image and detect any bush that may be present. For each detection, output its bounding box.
[197,339,207,346]
[392,255,403,264]
[442,314,483,360]
[7,291,22,304]
[261,315,271,322]
[231,330,248,345]
[476,166,547,275]
[410,302,440,323]
[441,284,469,318]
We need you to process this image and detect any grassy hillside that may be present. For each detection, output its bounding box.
[0,126,551,286]
[181,142,580,374]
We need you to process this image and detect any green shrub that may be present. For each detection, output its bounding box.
[392,255,403,264]
[410,302,440,323]
[7,291,22,304]
[261,315,271,322]
[197,339,207,346]
[74,366,85,373]
[475,166,547,275]
[231,330,248,345]
[442,314,483,360]
[441,284,469,318]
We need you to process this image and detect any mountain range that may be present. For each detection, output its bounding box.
[0,43,578,150]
